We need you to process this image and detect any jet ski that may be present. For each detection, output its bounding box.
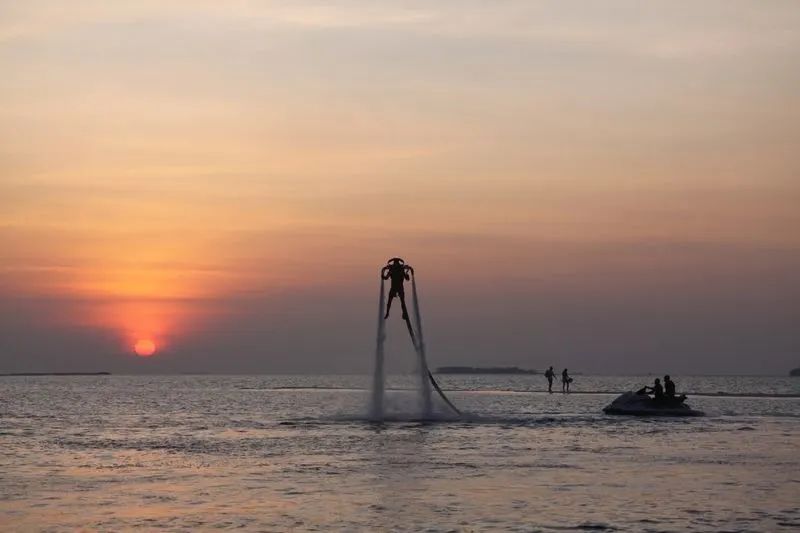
[603,391,704,417]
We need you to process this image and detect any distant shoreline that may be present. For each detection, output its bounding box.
[0,372,111,376]
[436,366,538,375]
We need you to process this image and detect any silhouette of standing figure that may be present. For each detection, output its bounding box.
[562,368,571,393]
[382,257,412,320]
[544,366,556,393]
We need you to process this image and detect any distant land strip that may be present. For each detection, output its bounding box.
[436,366,538,374]
[0,372,111,376]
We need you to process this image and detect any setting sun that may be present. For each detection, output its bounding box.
[134,339,156,357]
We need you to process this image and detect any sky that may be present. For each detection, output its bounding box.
[1,1,798,375]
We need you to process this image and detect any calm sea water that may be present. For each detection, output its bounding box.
[1,374,799,531]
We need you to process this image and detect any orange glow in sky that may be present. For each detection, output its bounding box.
[134,339,156,357]
[1,2,798,374]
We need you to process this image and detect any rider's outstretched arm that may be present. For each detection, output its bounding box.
[381,266,390,279]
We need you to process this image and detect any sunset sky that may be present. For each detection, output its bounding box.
[1,1,798,374]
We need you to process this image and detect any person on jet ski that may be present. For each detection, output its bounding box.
[663,375,687,404]
[644,378,664,403]
[664,375,676,398]
[382,257,412,320]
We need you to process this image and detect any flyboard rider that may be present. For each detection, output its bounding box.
[377,256,461,416]
[382,257,413,320]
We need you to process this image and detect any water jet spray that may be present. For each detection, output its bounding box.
[370,258,460,420]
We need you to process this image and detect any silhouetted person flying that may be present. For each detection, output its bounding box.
[382,257,412,320]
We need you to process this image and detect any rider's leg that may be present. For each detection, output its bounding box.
[399,290,409,319]
[384,292,395,319]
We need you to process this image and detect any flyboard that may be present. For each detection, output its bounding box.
[371,258,460,420]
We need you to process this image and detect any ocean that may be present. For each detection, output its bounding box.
[1,374,798,531]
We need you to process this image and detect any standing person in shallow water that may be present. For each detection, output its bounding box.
[544,366,556,393]
[382,257,412,320]
[562,368,571,393]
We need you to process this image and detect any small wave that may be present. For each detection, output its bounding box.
[320,412,608,427]
[718,412,800,419]
[325,412,463,424]
[548,523,618,531]
[240,386,371,392]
